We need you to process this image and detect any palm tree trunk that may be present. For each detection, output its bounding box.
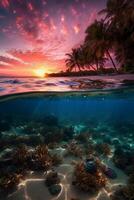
[96,62,99,71]
[107,50,118,72]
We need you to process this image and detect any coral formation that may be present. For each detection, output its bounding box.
[0,172,23,193]
[72,161,106,194]
[111,185,134,200]
[65,140,83,158]
[34,145,52,170]
[95,143,111,157]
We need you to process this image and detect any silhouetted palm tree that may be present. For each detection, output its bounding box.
[65,48,86,72]
[85,20,118,72]
[100,0,134,71]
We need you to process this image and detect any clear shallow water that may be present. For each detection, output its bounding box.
[0,74,134,96]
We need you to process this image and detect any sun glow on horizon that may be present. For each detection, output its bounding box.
[34,68,46,77]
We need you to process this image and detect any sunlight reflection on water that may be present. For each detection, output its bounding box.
[0,75,133,96]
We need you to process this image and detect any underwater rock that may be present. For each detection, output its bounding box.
[103,167,117,179]
[48,184,61,196]
[84,158,97,174]
[43,115,59,126]
[111,138,121,146]
[45,171,60,187]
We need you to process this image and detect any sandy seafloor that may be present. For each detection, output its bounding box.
[2,146,128,200]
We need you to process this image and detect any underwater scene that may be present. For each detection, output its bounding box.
[0,87,134,200]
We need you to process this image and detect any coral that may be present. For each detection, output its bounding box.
[0,173,23,193]
[65,140,83,158]
[51,154,63,166]
[12,145,30,166]
[111,184,134,200]
[95,143,111,157]
[113,147,134,173]
[45,171,60,187]
[34,145,52,170]
[72,162,106,194]
[128,173,134,184]
[75,132,91,144]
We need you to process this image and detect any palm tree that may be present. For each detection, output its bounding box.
[65,48,86,72]
[99,0,134,72]
[84,20,118,72]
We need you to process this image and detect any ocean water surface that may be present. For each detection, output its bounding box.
[0,75,134,200]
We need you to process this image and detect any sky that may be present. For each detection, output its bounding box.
[0,0,106,77]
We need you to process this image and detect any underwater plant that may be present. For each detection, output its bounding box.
[95,143,111,157]
[113,147,134,174]
[51,153,63,166]
[72,161,106,194]
[75,131,92,144]
[111,184,134,200]
[34,145,52,170]
[12,145,30,167]
[0,172,23,193]
[65,140,83,158]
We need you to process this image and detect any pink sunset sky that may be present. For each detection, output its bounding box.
[0,0,106,77]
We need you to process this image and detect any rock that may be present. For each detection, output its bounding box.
[45,171,60,187]
[48,184,61,196]
[112,138,121,146]
[84,158,97,174]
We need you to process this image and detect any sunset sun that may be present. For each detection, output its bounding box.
[34,68,46,77]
